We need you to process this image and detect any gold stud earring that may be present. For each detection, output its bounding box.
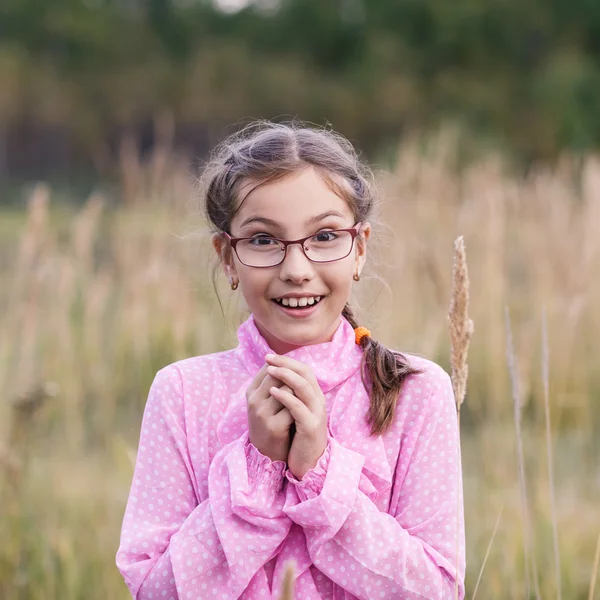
[230,280,238,291]
[353,272,360,282]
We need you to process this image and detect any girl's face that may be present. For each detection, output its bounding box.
[213,166,371,354]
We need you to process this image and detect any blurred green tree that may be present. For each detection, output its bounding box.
[1,0,600,184]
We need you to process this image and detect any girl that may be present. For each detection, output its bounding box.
[116,121,466,599]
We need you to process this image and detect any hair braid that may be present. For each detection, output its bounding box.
[342,304,422,436]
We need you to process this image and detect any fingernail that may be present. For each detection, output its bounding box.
[267,365,277,372]
[265,353,277,360]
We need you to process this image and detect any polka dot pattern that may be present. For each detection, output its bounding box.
[116,315,465,599]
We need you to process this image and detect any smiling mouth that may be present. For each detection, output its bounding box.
[271,296,324,309]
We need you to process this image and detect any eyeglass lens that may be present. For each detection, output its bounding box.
[236,230,354,267]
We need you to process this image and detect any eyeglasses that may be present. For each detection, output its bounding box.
[223,222,362,268]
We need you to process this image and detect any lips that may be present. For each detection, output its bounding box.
[271,295,325,317]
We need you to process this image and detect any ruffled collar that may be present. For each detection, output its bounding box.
[234,313,364,394]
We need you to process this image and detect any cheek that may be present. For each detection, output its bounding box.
[323,264,354,294]
[333,255,356,279]
[237,268,271,297]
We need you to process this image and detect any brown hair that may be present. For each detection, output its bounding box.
[202,119,422,436]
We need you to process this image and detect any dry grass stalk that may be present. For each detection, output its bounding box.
[1,380,57,597]
[3,388,56,484]
[472,504,504,600]
[447,235,473,600]
[0,442,22,486]
[278,560,295,600]
[542,307,561,599]
[448,235,474,411]
[72,193,104,271]
[505,306,541,600]
[8,382,58,470]
[448,235,474,598]
[590,529,600,600]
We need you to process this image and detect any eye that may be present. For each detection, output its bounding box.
[248,235,278,247]
[312,231,338,243]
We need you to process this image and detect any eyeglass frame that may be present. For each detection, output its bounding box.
[222,222,363,268]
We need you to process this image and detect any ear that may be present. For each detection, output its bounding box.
[354,222,371,275]
[212,233,238,280]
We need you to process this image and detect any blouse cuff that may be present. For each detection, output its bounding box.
[282,438,365,535]
[244,437,287,498]
[227,433,289,522]
[285,441,331,501]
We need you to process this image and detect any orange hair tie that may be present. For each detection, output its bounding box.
[354,326,371,345]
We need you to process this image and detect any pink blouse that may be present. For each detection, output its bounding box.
[116,314,465,599]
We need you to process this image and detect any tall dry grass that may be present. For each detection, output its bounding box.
[1,131,599,599]
[447,234,473,600]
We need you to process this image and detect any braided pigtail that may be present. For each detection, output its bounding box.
[342,304,423,436]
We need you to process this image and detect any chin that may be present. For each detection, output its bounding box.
[275,323,320,342]
[276,316,340,348]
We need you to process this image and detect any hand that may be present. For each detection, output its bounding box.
[265,354,328,480]
[246,364,295,463]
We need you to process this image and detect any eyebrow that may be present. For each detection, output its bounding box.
[239,210,347,230]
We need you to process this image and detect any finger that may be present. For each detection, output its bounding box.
[245,364,270,399]
[265,354,320,396]
[266,365,317,412]
[263,383,293,418]
[269,386,313,425]
[251,375,290,417]
[265,354,315,384]
[271,384,293,414]
[269,405,294,430]
[250,372,281,404]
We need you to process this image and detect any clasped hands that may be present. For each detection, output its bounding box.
[246,354,328,481]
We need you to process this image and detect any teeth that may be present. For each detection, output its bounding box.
[275,296,322,308]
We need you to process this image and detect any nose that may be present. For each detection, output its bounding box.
[278,242,315,284]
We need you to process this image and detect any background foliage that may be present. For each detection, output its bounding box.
[3,0,600,186]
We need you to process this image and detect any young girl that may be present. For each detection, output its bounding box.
[116,121,466,599]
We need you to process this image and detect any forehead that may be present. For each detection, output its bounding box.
[231,167,354,233]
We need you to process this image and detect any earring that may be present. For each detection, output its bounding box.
[353,272,360,282]
[230,280,238,291]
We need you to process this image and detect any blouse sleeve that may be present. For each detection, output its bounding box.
[116,365,292,599]
[283,368,465,600]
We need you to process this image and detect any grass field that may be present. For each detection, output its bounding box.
[1,136,599,599]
